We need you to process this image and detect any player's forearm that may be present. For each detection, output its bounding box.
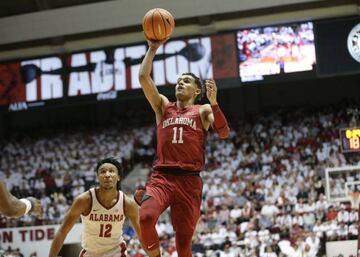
[127,207,150,256]
[139,47,157,78]
[132,223,151,256]
[0,198,26,218]
[7,198,27,218]
[48,232,67,257]
[140,240,152,256]
[0,182,26,217]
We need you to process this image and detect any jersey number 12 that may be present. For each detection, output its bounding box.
[99,224,112,237]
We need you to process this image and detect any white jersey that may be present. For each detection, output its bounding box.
[81,188,126,255]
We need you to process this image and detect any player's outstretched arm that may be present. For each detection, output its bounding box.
[201,79,230,139]
[0,180,42,218]
[48,193,89,257]
[124,195,152,256]
[138,38,169,116]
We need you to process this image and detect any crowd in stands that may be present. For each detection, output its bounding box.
[0,246,26,257]
[0,105,360,257]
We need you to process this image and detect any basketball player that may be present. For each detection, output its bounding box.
[48,157,149,257]
[137,38,230,257]
[0,180,42,218]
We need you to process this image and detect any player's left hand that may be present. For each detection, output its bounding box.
[205,79,218,105]
[134,187,146,206]
[27,197,43,219]
[145,33,170,49]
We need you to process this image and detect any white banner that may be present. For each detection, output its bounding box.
[0,223,83,257]
[18,37,213,103]
[326,240,358,257]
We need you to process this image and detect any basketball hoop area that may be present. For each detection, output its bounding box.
[325,165,360,256]
[325,165,360,209]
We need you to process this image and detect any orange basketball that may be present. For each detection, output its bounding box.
[142,8,175,41]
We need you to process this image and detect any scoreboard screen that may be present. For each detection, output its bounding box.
[237,21,316,83]
[340,127,360,153]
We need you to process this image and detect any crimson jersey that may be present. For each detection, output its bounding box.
[153,102,207,172]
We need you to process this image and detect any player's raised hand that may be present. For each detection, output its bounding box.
[205,79,218,105]
[134,186,146,206]
[145,34,170,49]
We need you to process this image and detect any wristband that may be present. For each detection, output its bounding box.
[20,198,32,215]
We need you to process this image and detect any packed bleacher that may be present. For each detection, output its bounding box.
[0,105,359,257]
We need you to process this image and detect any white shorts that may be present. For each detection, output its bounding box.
[79,242,127,257]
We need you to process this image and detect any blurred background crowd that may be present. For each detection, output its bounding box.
[1,104,359,257]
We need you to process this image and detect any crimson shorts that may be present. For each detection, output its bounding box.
[145,171,203,235]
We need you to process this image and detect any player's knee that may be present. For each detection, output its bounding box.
[139,208,157,227]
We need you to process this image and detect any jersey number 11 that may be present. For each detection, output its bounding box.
[172,127,184,144]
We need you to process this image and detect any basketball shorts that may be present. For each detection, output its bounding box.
[145,171,203,235]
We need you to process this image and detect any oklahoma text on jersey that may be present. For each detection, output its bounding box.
[162,117,197,130]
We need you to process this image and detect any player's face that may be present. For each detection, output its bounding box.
[97,163,120,190]
[175,75,200,101]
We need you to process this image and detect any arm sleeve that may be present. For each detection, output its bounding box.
[211,104,230,139]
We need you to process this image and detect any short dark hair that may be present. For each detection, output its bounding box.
[182,72,204,102]
[95,157,123,190]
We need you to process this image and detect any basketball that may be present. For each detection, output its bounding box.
[142,8,175,41]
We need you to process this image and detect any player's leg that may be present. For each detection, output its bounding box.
[171,201,201,257]
[174,232,193,257]
[140,197,164,257]
[171,175,202,257]
[139,174,174,257]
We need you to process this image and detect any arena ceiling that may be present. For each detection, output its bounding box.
[0,0,113,18]
[0,0,357,19]
[0,0,359,60]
